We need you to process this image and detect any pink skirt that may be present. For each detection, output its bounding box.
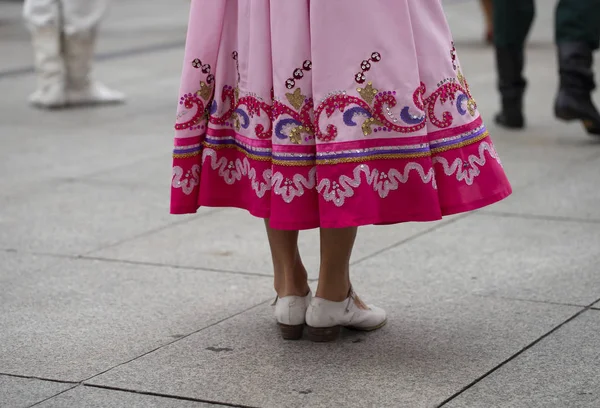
[171,0,512,230]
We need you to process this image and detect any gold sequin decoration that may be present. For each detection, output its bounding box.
[232,112,241,131]
[357,82,378,105]
[456,69,477,116]
[285,88,306,111]
[197,81,213,101]
[315,152,431,166]
[191,131,490,166]
[362,117,383,136]
[430,131,488,154]
[457,70,467,89]
[467,99,477,116]
[173,151,201,159]
[289,125,314,145]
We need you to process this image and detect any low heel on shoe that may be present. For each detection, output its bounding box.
[278,323,304,340]
[307,325,341,342]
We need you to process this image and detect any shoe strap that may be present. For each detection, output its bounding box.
[345,286,356,312]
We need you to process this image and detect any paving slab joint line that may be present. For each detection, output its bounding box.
[27,384,80,408]
[471,293,589,309]
[351,212,472,266]
[81,208,225,257]
[0,247,274,279]
[83,384,260,408]
[482,210,600,225]
[77,254,275,279]
[436,295,600,407]
[80,297,273,386]
[0,372,78,386]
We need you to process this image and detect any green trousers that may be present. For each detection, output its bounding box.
[492,0,600,50]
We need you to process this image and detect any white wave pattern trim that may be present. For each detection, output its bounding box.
[172,164,201,195]
[271,167,317,203]
[318,163,436,207]
[202,148,272,198]
[433,141,501,186]
[176,142,501,204]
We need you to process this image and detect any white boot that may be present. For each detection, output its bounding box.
[272,291,312,340]
[28,25,67,109]
[63,30,125,106]
[306,288,387,342]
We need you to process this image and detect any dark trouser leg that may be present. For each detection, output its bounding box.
[555,0,600,50]
[554,0,600,135]
[492,0,535,129]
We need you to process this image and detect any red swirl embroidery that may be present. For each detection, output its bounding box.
[174,93,205,131]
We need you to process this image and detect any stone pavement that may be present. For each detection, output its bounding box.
[1,1,599,407]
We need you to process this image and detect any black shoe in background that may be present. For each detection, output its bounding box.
[554,42,600,137]
[494,46,527,130]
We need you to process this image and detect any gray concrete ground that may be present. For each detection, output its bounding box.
[1,0,600,407]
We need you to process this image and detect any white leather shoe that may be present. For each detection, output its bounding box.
[306,289,386,342]
[272,291,312,340]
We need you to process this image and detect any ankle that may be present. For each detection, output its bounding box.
[276,283,310,298]
[274,266,309,298]
[315,279,351,302]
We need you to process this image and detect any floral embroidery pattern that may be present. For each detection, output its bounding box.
[173,43,492,203]
[315,51,426,141]
[210,85,273,140]
[175,44,477,145]
[315,46,480,142]
[272,58,315,144]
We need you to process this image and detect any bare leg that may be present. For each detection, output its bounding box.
[316,227,357,302]
[306,226,384,341]
[264,220,309,297]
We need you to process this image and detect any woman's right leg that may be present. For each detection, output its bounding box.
[307,227,386,342]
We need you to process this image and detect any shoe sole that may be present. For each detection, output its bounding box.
[278,323,304,340]
[307,319,387,342]
[306,325,341,342]
[555,110,600,136]
[348,319,388,332]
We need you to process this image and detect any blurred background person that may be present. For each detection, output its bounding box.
[492,0,600,137]
[480,0,494,44]
[23,0,125,109]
